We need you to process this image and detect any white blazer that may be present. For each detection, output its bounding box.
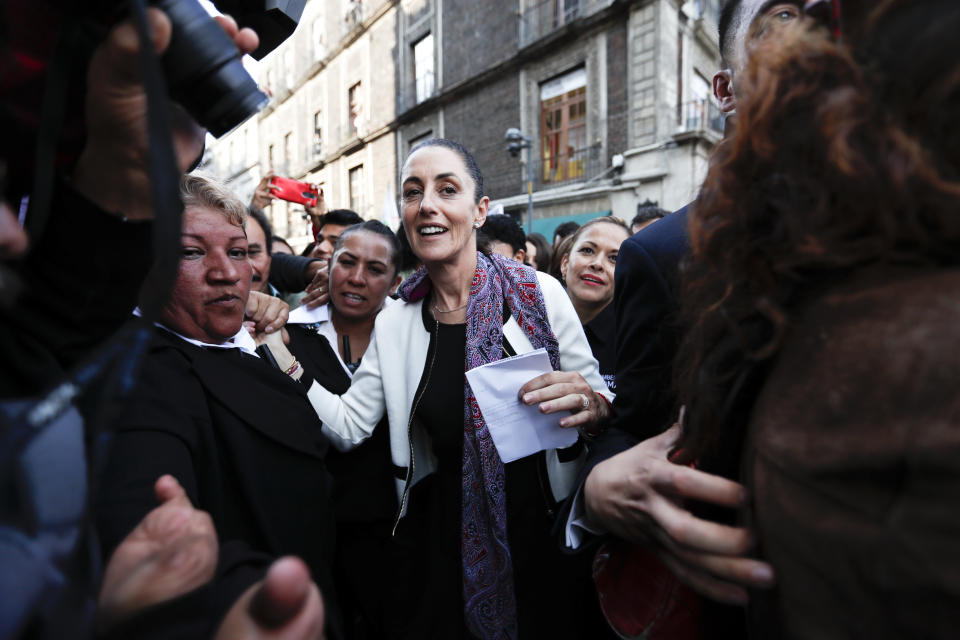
[306,270,612,521]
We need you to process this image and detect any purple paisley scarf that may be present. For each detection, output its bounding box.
[398,252,561,639]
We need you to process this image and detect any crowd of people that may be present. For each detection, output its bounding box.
[2,0,959,638]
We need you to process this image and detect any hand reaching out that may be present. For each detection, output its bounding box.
[303,186,326,223]
[583,424,775,605]
[245,291,290,334]
[215,557,325,640]
[251,172,278,210]
[96,475,217,632]
[300,262,330,310]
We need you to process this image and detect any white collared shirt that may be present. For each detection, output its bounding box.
[132,307,259,356]
[286,299,394,379]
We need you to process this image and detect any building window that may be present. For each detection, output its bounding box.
[349,164,364,213]
[540,0,580,32]
[408,130,433,151]
[312,17,325,60]
[287,207,298,239]
[283,132,293,174]
[539,68,587,183]
[348,82,362,137]
[313,111,323,157]
[268,144,275,170]
[413,34,435,103]
[264,68,274,96]
[698,0,721,23]
[346,0,363,28]
[273,201,288,236]
[685,72,711,130]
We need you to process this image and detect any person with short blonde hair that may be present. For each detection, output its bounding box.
[96,172,340,638]
[180,174,248,227]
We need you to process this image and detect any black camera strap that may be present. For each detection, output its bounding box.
[2,0,183,466]
[129,0,183,322]
[23,16,80,245]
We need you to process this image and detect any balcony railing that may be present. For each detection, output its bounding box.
[519,0,607,48]
[533,143,604,187]
[679,99,725,136]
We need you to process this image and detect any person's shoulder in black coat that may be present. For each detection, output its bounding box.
[557,206,691,541]
[269,252,318,293]
[609,205,690,441]
[96,326,341,637]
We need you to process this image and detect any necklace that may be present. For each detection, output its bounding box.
[432,302,468,314]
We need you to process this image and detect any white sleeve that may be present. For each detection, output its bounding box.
[564,484,608,548]
[538,272,615,404]
[305,332,387,451]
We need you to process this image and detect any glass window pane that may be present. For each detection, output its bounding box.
[413,34,435,103]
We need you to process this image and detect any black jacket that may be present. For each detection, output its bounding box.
[269,252,320,293]
[566,205,691,500]
[609,204,689,441]
[567,205,746,637]
[0,181,153,398]
[95,327,340,638]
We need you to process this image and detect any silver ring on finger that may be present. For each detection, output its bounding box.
[578,393,589,412]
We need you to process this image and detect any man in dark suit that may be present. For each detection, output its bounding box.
[566,0,807,611]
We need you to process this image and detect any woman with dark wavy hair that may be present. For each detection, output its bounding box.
[675,0,960,636]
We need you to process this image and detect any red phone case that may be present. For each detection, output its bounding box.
[269,176,319,207]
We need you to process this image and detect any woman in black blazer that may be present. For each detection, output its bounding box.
[95,175,338,639]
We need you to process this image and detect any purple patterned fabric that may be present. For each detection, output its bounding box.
[398,252,560,639]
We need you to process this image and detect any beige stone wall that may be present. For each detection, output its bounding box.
[629,0,659,147]
[203,0,400,252]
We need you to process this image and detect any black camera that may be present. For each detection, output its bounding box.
[151,0,309,136]
[153,0,269,138]
[0,0,305,203]
[1,0,304,138]
[139,0,308,137]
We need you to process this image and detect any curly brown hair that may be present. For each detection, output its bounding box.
[674,0,960,465]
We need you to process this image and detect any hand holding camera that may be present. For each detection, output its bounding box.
[73,8,260,221]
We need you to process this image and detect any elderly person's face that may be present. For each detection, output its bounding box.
[400,146,487,266]
[161,206,252,343]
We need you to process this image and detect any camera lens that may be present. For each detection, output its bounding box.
[154,0,268,137]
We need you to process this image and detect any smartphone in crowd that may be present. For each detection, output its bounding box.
[269,176,320,207]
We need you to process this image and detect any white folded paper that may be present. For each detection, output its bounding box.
[465,348,578,463]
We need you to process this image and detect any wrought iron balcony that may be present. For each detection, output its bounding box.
[679,99,725,136]
[519,0,608,48]
[533,143,605,188]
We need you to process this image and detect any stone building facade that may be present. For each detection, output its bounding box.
[202,0,400,250]
[395,0,723,237]
[203,0,722,248]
